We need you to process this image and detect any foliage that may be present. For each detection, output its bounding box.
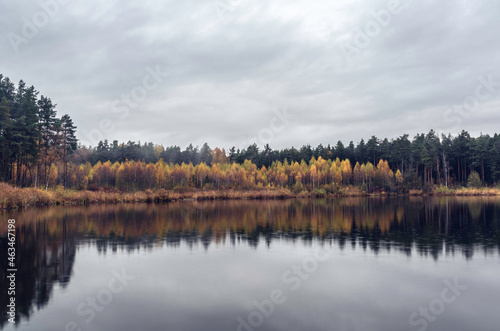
[2,73,500,192]
[467,171,482,188]
[78,131,500,190]
[0,75,77,187]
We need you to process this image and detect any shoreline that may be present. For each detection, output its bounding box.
[1,183,500,210]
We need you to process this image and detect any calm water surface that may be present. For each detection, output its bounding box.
[1,197,500,331]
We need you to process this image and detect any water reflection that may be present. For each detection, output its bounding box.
[0,219,75,327]
[1,197,499,329]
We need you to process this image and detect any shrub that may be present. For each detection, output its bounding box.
[293,182,304,194]
[311,188,326,197]
[435,186,452,195]
[467,171,482,188]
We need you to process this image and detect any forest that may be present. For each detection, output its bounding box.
[1,74,500,197]
[0,74,77,188]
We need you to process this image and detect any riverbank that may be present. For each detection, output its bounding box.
[409,187,500,196]
[0,183,299,209]
[1,183,499,209]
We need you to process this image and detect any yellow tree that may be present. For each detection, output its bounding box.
[186,163,195,186]
[116,163,127,190]
[315,156,328,185]
[395,169,403,192]
[395,169,403,184]
[310,164,318,189]
[211,147,229,164]
[364,162,374,190]
[256,166,268,187]
[209,163,222,189]
[295,172,303,184]
[145,163,157,189]
[156,159,166,188]
[195,162,210,188]
[329,163,342,186]
[335,157,341,168]
[353,162,363,185]
[375,160,393,190]
[341,159,352,185]
[334,166,342,186]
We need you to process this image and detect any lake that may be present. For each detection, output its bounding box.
[1,197,500,331]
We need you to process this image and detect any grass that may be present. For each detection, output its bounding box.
[432,186,500,196]
[452,187,500,196]
[2,183,500,209]
[408,189,424,196]
[0,183,296,209]
[408,186,500,196]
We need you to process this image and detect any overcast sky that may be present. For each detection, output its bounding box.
[1,0,499,149]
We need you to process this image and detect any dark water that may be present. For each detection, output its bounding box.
[1,197,500,331]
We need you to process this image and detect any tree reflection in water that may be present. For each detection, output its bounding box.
[1,197,499,327]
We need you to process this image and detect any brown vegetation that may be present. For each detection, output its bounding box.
[2,182,499,210]
[0,182,297,209]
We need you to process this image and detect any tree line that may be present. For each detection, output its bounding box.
[61,157,398,193]
[2,73,499,191]
[81,130,500,190]
[0,75,77,188]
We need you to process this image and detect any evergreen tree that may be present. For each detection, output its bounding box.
[60,114,78,187]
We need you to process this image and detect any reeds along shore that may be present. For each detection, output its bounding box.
[1,182,500,209]
[0,183,298,209]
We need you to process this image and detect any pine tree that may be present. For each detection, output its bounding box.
[60,114,78,187]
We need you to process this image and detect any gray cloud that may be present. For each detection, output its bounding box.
[1,0,499,149]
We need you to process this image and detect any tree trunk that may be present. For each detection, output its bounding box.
[481,159,485,185]
[442,151,448,188]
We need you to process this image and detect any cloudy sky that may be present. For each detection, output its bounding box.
[1,0,499,149]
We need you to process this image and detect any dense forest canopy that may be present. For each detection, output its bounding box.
[1,74,499,192]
